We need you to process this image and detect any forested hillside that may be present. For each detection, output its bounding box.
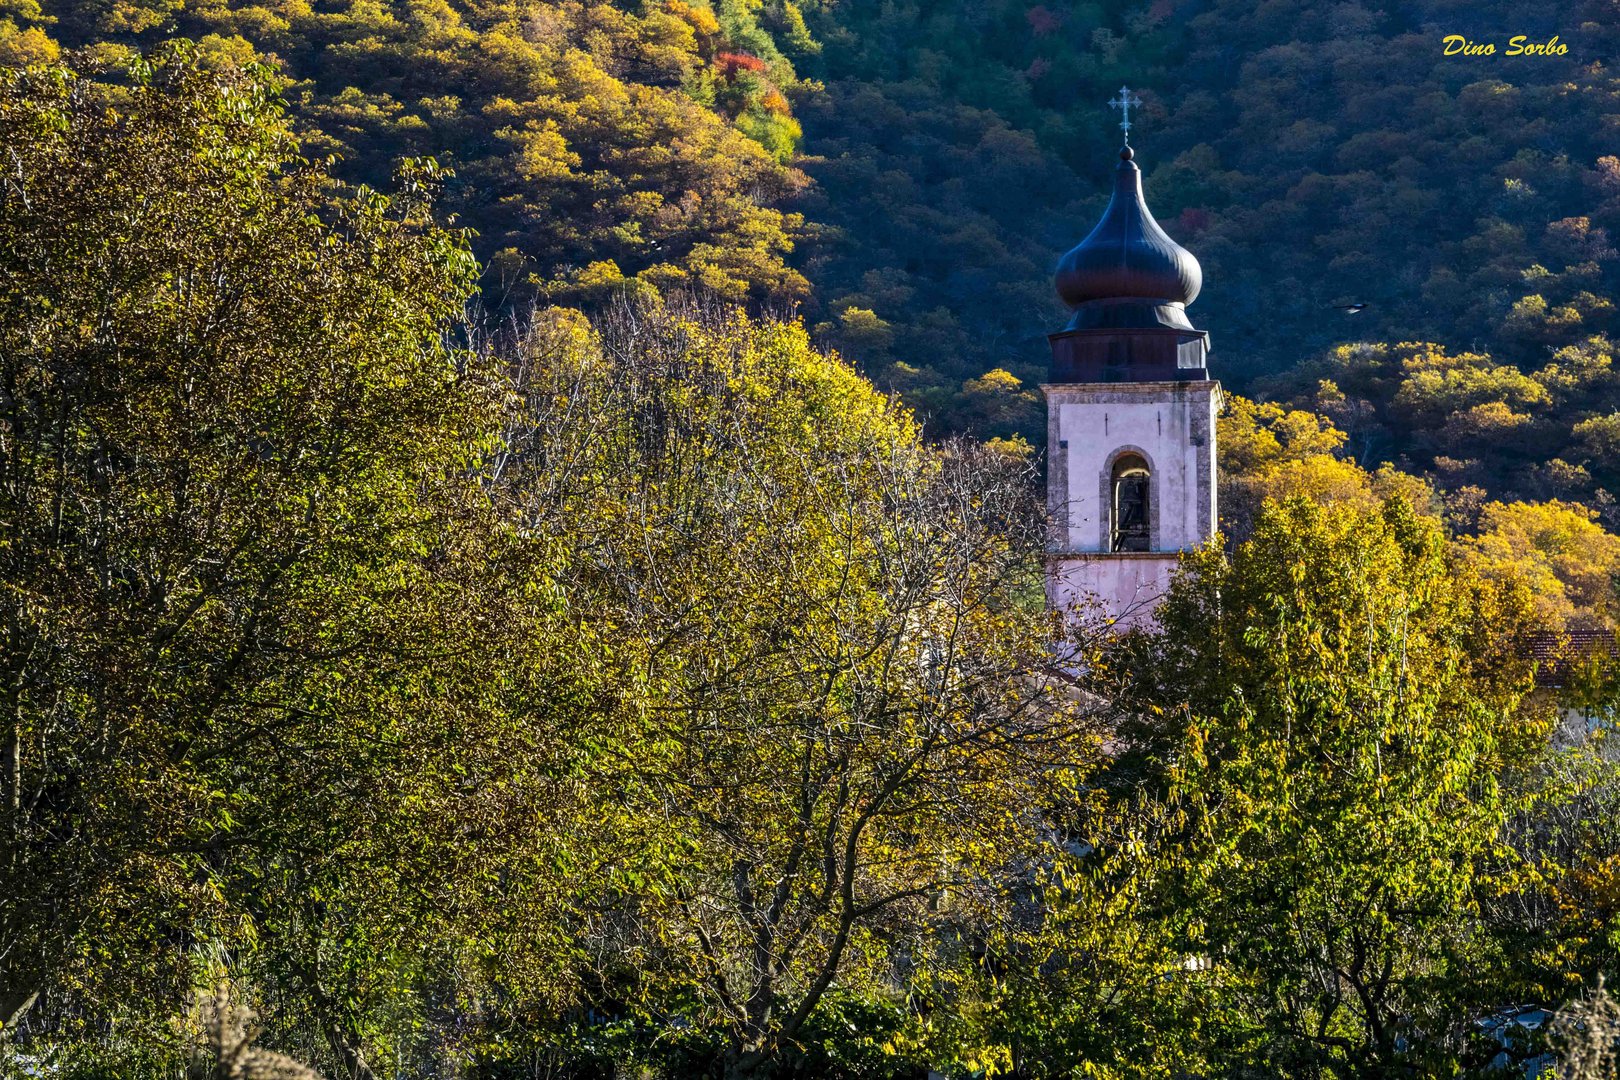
[793,0,1620,453]
[8,0,1619,466]
[5,0,818,305]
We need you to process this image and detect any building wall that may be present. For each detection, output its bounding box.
[1042,380,1220,627]
[1046,552,1181,629]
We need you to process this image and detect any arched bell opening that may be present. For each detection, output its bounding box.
[1110,453,1151,552]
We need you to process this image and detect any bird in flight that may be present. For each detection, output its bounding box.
[1331,302,1368,313]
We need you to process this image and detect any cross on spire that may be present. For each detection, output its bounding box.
[1108,85,1143,143]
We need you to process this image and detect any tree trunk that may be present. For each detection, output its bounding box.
[0,986,39,1036]
[722,1044,771,1080]
[324,1022,376,1080]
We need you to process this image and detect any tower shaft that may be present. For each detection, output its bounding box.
[1044,132,1220,628]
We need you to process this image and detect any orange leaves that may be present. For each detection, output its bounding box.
[759,87,789,115]
[713,50,766,80]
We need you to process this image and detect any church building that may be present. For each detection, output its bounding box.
[1044,94,1221,627]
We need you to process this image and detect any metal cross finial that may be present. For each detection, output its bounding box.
[1108,85,1143,143]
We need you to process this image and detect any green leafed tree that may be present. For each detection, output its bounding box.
[1113,496,1550,1076]
[497,298,1113,1078]
[0,46,588,1075]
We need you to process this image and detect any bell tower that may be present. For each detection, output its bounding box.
[1044,93,1220,628]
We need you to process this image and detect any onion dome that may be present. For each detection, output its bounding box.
[1054,146,1202,332]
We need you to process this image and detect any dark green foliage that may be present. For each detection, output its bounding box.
[789,0,1620,452]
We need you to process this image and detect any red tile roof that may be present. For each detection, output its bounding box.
[1526,629,1618,687]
